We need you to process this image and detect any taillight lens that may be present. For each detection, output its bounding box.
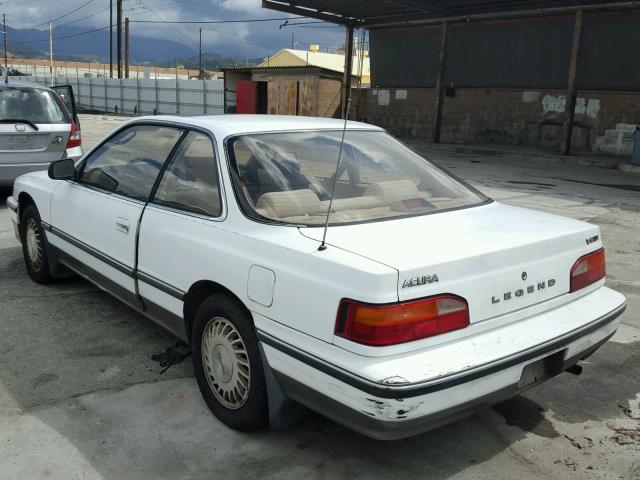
[66,120,81,149]
[335,295,469,346]
[570,248,606,292]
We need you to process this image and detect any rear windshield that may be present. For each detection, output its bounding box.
[227,130,488,226]
[0,87,69,124]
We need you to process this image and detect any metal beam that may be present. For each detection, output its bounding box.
[342,25,355,118]
[433,21,448,143]
[564,9,584,156]
[261,1,356,25]
[364,1,640,27]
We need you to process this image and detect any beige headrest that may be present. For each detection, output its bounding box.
[364,180,419,203]
[256,189,322,218]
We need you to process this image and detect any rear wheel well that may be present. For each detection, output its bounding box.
[183,281,250,342]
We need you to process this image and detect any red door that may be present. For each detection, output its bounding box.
[236,80,258,114]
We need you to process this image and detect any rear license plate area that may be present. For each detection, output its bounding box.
[4,134,35,149]
[518,350,565,390]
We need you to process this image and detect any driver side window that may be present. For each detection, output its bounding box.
[79,124,183,201]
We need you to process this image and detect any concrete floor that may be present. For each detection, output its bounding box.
[0,114,638,480]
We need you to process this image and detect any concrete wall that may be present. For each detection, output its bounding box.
[353,87,640,155]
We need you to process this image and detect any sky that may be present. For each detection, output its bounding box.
[0,0,350,59]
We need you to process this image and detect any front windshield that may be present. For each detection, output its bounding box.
[227,130,488,226]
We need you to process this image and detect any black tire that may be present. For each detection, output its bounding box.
[192,293,268,431]
[20,204,55,284]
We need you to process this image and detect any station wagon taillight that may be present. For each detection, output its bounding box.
[66,120,81,149]
[570,248,606,292]
[334,295,469,346]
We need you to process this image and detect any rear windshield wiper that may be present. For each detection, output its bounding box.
[0,119,39,131]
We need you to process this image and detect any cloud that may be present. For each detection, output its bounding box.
[4,0,344,61]
[219,0,262,14]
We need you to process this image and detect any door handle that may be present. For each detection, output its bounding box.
[115,218,130,234]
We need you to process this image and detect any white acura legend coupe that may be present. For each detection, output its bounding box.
[7,115,626,439]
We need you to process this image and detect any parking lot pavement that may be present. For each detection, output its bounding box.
[0,114,638,480]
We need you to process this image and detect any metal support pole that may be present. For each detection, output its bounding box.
[433,21,448,143]
[89,76,93,111]
[175,58,180,114]
[3,14,8,83]
[203,78,207,114]
[125,17,130,78]
[564,10,584,156]
[49,21,54,85]
[136,76,141,115]
[109,0,113,78]
[116,0,122,79]
[120,77,124,114]
[341,25,354,119]
[199,28,203,78]
[154,77,159,114]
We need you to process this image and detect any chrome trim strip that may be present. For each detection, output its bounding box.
[47,225,134,277]
[258,301,626,399]
[137,270,185,300]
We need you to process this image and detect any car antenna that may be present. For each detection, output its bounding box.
[318,97,351,252]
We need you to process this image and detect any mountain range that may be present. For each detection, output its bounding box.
[5,25,201,65]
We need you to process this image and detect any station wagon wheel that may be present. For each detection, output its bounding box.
[192,293,268,430]
[20,204,54,284]
[202,317,251,409]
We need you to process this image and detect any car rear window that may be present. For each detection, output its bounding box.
[227,130,489,226]
[0,87,69,124]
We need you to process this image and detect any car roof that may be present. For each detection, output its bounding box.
[0,79,55,91]
[131,114,384,138]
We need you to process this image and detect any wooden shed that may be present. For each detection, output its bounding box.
[223,65,362,118]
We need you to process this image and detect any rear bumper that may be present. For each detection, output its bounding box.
[0,146,81,186]
[260,287,626,440]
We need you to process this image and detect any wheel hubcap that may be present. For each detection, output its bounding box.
[25,218,42,271]
[202,317,250,409]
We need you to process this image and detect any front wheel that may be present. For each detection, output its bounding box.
[192,293,268,431]
[20,204,54,284]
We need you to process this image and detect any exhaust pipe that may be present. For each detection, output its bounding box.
[566,364,583,375]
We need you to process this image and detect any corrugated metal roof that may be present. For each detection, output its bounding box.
[262,0,639,26]
[258,49,370,78]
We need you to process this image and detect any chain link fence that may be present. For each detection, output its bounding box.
[23,76,225,116]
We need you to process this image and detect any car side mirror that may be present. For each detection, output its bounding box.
[48,158,75,180]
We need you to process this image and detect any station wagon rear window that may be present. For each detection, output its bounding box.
[0,87,69,124]
[227,130,488,225]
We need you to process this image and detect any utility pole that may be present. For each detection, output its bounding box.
[109,0,113,78]
[125,17,129,78]
[3,14,8,83]
[116,0,122,79]
[49,20,53,85]
[199,28,202,78]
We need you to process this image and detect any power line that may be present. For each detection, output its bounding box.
[19,0,100,29]
[129,17,304,24]
[56,6,110,28]
[15,25,110,44]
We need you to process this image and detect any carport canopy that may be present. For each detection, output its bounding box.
[262,0,635,26]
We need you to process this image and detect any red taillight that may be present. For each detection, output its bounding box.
[66,120,81,149]
[570,248,606,292]
[335,295,470,346]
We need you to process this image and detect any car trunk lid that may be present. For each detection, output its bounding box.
[0,122,70,163]
[299,202,601,324]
